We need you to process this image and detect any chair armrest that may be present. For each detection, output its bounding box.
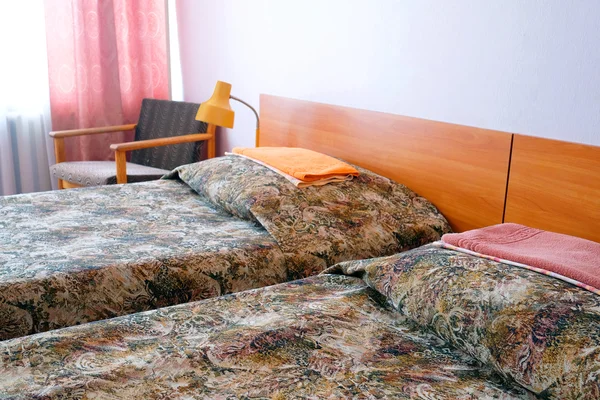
[49,124,137,138]
[112,132,214,184]
[109,133,213,152]
[50,124,138,176]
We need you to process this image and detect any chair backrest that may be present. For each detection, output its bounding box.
[131,98,208,170]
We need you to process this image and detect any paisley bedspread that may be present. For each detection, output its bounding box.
[330,244,600,399]
[0,156,450,341]
[0,274,534,399]
[2,243,598,398]
[0,180,287,341]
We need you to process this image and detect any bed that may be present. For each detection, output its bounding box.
[1,241,598,398]
[0,155,449,341]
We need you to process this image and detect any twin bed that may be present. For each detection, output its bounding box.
[0,154,448,341]
[1,95,599,398]
[3,244,598,398]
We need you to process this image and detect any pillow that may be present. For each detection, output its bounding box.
[329,245,600,398]
[166,156,451,276]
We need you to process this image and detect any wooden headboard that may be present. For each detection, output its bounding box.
[505,135,600,243]
[259,95,600,242]
[260,95,512,232]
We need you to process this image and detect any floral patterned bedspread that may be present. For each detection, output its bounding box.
[2,243,597,398]
[0,274,533,399]
[0,156,450,341]
[329,244,600,399]
[167,156,451,272]
[0,180,287,341]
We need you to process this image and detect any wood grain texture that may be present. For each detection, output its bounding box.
[53,137,66,189]
[260,95,513,232]
[49,124,137,138]
[61,181,83,189]
[505,135,600,243]
[115,151,128,184]
[109,132,213,152]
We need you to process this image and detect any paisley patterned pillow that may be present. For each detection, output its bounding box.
[166,156,451,272]
[329,245,600,399]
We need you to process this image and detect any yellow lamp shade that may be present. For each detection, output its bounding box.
[196,81,235,128]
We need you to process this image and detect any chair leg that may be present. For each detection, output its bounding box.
[62,180,83,189]
[52,138,67,190]
[115,151,128,184]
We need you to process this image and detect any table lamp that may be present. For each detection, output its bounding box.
[196,81,260,147]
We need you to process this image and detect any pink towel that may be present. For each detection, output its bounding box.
[442,223,600,293]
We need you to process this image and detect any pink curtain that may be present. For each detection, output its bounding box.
[44,0,169,161]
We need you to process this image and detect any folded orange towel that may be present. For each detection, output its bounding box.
[232,147,359,182]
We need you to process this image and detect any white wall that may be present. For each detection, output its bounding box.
[177,0,600,154]
[167,0,184,101]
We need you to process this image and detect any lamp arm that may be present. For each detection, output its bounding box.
[230,95,260,130]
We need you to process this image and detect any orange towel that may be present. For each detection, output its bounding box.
[232,147,359,182]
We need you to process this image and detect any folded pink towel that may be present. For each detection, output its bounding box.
[442,223,600,293]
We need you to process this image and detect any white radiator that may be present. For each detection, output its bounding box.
[0,112,54,195]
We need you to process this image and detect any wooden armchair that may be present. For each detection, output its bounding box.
[49,99,216,189]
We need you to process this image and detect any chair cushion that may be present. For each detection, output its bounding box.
[50,161,170,187]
